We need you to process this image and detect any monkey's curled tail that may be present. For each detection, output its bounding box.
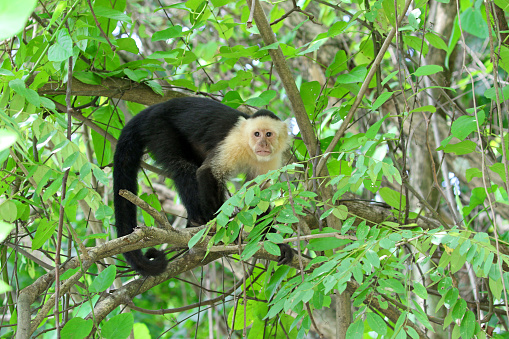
[113,118,167,276]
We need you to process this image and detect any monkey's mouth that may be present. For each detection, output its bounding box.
[256,150,272,156]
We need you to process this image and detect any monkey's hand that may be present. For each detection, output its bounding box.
[277,243,294,266]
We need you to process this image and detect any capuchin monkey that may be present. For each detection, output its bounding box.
[113,97,293,276]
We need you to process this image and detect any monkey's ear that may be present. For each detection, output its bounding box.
[278,119,293,150]
[283,118,294,135]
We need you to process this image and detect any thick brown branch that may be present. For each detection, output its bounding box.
[35,76,186,106]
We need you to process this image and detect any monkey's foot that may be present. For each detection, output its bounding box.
[277,243,294,266]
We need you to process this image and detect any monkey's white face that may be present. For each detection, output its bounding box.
[238,115,289,166]
[250,128,277,161]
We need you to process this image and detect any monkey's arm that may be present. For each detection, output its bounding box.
[195,161,227,226]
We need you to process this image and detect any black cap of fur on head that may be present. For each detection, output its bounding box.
[251,109,281,121]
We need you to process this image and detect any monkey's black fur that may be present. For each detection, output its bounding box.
[113,97,292,276]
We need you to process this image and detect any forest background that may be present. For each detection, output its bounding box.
[0,0,508,338]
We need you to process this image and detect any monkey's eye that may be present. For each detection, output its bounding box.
[254,131,260,137]
[266,132,272,137]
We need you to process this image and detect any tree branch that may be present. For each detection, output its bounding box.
[34,76,186,106]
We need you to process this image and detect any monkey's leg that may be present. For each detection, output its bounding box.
[196,166,225,222]
[145,129,208,226]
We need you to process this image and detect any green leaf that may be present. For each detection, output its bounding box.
[337,66,367,83]
[0,130,17,151]
[152,26,184,41]
[300,288,314,303]
[328,21,348,37]
[48,29,73,62]
[0,280,11,294]
[0,68,14,76]
[299,191,318,198]
[265,265,291,300]
[300,81,321,105]
[494,0,509,11]
[411,300,434,331]
[48,2,67,33]
[379,187,406,210]
[124,69,147,83]
[0,220,13,244]
[245,90,277,106]
[9,79,41,107]
[365,249,380,268]
[308,237,349,251]
[380,278,405,294]
[32,218,57,250]
[410,105,436,113]
[341,216,356,234]
[367,313,387,335]
[62,152,79,170]
[371,92,393,111]
[413,65,443,77]
[95,205,113,220]
[356,221,369,240]
[276,208,299,223]
[484,84,509,102]
[264,241,281,256]
[311,260,338,279]
[133,323,151,339]
[101,313,134,339]
[345,319,364,338]
[64,187,88,208]
[60,267,80,280]
[241,242,261,260]
[490,163,508,182]
[188,228,206,249]
[483,252,494,277]
[451,298,467,320]
[266,299,285,319]
[259,42,280,51]
[92,166,109,185]
[218,45,259,59]
[332,205,348,220]
[406,326,419,339]
[403,36,429,55]
[93,6,132,24]
[365,113,389,139]
[89,265,116,293]
[238,210,255,226]
[352,264,363,284]
[61,318,93,339]
[168,79,197,91]
[413,282,428,299]
[460,7,488,39]
[325,50,347,76]
[0,201,17,223]
[0,0,37,40]
[425,32,448,51]
[297,37,328,55]
[117,38,139,54]
[275,224,293,234]
[450,247,467,274]
[145,80,163,96]
[379,237,395,249]
[460,310,476,339]
[339,134,365,151]
[443,287,459,309]
[466,168,482,182]
[451,111,485,140]
[443,140,476,155]
[266,232,284,243]
[74,71,102,85]
[149,50,180,60]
